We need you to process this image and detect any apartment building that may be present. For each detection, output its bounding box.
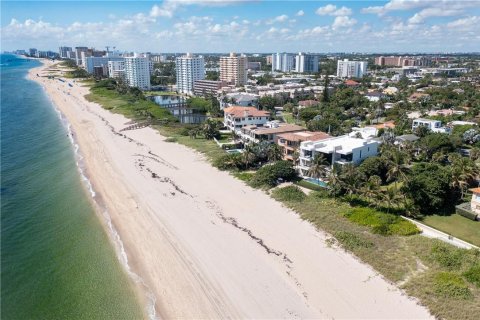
[84,56,124,74]
[295,52,319,73]
[124,54,151,90]
[28,48,37,56]
[220,53,248,86]
[336,59,368,78]
[175,53,205,95]
[375,56,432,67]
[298,135,379,176]
[272,53,295,72]
[58,46,73,59]
[193,79,226,96]
[108,60,125,79]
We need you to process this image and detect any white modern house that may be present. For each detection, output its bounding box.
[176,53,205,95]
[124,54,151,90]
[298,135,379,176]
[412,118,450,133]
[336,59,368,78]
[223,106,270,131]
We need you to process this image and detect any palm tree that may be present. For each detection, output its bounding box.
[242,144,257,169]
[327,165,342,198]
[450,157,480,199]
[188,128,199,139]
[383,149,409,190]
[267,144,283,162]
[360,175,382,205]
[339,163,363,195]
[292,149,300,167]
[202,119,220,140]
[308,153,329,185]
[381,187,402,213]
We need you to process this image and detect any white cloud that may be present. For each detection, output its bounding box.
[266,14,289,24]
[447,16,480,29]
[296,10,304,17]
[332,16,357,29]
[316,5,352,16]
[362,0,478,18]
[150,0,248,18]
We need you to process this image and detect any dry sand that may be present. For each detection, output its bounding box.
[29,60,432,319]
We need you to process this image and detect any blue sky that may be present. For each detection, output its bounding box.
[1,1,480,53]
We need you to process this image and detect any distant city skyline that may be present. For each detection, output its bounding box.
[1,0,480,53]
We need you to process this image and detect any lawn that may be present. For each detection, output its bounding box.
[421,214,480,247]
[282,112,305,126]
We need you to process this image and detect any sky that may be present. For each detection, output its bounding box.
[1,0,480,53]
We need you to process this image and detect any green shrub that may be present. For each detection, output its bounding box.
[463,264,480,287]
[334,231,374,250]
[232,171,254,182]
[165,137,177,143]
[344,207,420,236]
[272,186,306,202]
[430,243,466,269]
[212,153,242,170]
[250,161,297,188]
[433,272,472,299]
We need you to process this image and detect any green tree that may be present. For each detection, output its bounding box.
[201,118,221,140]
[402,163,454,215]
[308,154,329,184]
[267,144,283,162]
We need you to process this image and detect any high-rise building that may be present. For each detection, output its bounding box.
[336,59,368,78]
[58,46,73,59]
[74,47,88,66]
[124,54,151,90]
[84,56,124,74]
[28,48,37,57]
[272,53,295,72]
[175,53,205,95]
[220,52,248,86]
[108,60,125,79]
[374,56,432,67]
[295,52,319,73]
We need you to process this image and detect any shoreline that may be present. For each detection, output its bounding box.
[28,59,433,319]
[28,60,155,319]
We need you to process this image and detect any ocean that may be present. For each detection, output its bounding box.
[0,54,143,319]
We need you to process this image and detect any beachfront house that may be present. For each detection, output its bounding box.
[223,106,270,132]
[298,135,379,177]
[238,122,305,144]
[412,118,450,134]
[277,131,330,161]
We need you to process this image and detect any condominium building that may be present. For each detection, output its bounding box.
[298,135,379,176]
[193,80,226,96]
[28,48,37,57]
[375,56,432,67]
[175,53,205,95]
[108,60,125,79]
[84,56,124,74]
[58,46,73,59]
[295,52,319,73]
[272,53,295,72]
[220,53,248,86]
[124,54,151,90]
[74,47,88,66]
[336,59,368,78]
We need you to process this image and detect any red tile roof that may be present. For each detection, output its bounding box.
[223,106,270,118]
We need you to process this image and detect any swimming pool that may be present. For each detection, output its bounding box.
[304,177,328,188]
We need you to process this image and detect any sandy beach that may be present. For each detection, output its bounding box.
[28,59,432,319]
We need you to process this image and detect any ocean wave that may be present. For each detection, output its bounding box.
[50,95,158,320]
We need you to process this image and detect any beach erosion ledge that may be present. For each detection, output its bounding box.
[28,59,433,319]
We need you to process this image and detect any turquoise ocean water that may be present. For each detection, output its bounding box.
[1,55,143,319]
